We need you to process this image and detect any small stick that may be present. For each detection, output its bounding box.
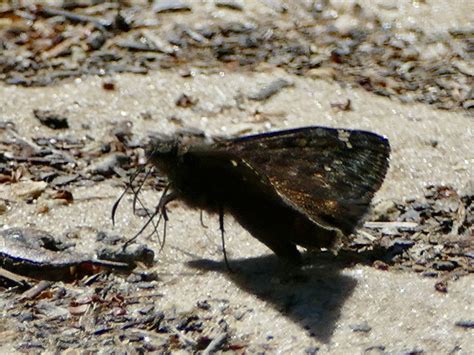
[0,267,30,287]
[363,221,418,229]
[202,333,228,355]
[20,280,53,300]
[36,6,110,31]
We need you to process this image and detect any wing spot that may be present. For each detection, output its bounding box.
[324,165,332,172]
[230,160,238,167]
[337,130,351,142]
[295,138,307,147]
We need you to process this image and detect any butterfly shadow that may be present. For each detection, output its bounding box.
[187,252,358,343]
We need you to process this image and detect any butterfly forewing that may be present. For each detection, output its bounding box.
[212,127,390,235]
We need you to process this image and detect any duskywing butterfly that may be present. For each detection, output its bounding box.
[144,126,390,264]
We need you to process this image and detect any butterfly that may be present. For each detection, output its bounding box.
[140,126,390,265]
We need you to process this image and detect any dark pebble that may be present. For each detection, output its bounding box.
[112,12,131,32]
[216,0,243,11]
[421,271,438,278]
[197,300,211,310]
[305,347,320,355]
[98,244,155,267]
[462,99,474,110]
[18,311,35,322]
[33,109,69,129]
[398,348,424,355]
[16,342,45,351]
[175,93,197,108]
[87,31,107,50]
[435,280,448,293]
[139,304,155,315]
[364,345,386,354]
[136,281,158,289]
[432,261,457,271]
[455,320,474,329]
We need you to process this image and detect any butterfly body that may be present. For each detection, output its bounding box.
[147,126,390,263]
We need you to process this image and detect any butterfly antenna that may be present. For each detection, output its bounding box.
[131,166,152,214]
[125,184,173,251]
[111,165,143,225]
[126,168,164,246]
[143,205,166,251]
[122,206,161,250]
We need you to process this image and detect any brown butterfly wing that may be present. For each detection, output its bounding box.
[212,126,390,235]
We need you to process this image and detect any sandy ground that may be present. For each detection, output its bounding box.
[0,0,473,353]
[1,69,473,353]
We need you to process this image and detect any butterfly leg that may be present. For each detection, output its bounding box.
[122,186,177,249]
[261,238,302,265]
[219,206,233,271]
[200,210,208,228]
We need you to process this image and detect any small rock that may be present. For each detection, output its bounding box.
[178,68,193,77]
[0,200,8,214]
[86,153,130,176]
[197,300,211,310]
[87,31,106,50]
[36,300,69,318]
[98,244,155,267]
[462,99,474,110]
[389,239,416,255]
[420,42,449,61]
[33,109,69,129]
[176,93,198,108]
[102,80,116,91]
[453,60,474,76]
[138,305,155,315]
[350,321,372,333]
[305,346,319,355]
[364,345,386,354]
[13,181,48,200]
[435,280,448,293]
[373,260,389,271]
[153,0,191,13]
[111,12,131,32]
[432,261,457,271]
[449,27,474,37]
[51,174,79,186]
[371,200,399,221]
[216,0,243,11]
[330,99,352,111]
[397,347,424,355]
[248,78,294,101]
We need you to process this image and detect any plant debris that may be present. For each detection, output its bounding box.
[0,1,472,111]
[0,228,134,281]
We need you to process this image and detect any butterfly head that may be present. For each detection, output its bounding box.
[146,134,180,173]
[146,129,209,175]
